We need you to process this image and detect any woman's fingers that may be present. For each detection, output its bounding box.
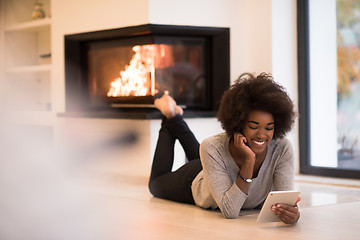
[233,133,255,160]
[271,204,300,224]
[235,133,250,147]
[233,133,245,148]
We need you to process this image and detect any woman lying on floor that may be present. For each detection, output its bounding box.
[148,72,300,224]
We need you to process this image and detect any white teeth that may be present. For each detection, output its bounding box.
[253,140,265,145]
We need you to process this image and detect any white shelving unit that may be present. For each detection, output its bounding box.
[4,17,51,32]
[1,0,53,126]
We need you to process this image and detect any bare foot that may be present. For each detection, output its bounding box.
[154,92,183,118]
[174,105,183,116]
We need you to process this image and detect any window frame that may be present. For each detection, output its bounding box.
[297,0,360,179]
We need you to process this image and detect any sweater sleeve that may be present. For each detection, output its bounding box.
[272,138,295,191]
[199,138,248,219]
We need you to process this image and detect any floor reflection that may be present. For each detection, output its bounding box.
[294,181,360,208]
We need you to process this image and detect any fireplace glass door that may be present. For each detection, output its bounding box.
[87,36,207,109]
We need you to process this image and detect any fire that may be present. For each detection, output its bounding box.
[107,45,157,97]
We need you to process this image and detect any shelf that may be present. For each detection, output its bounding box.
[5,64,51,73]
[5,18,51,32]
[1,0,53,128]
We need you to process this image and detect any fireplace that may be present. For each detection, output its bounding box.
[64,24,230,119]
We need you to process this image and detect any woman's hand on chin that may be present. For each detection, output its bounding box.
[233,133,255,161]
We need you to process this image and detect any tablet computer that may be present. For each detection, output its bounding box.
[256,190,300,223]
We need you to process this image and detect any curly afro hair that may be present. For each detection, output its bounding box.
[217,72,296,139]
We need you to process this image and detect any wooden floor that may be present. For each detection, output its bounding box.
[2,146,360,240]
[2,170,360,240]
[21,170,354,240]
[88,174,360,240]
[2,116,360,239]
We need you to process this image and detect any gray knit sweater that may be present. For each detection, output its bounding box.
[191,133,294,219]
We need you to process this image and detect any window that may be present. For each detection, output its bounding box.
[298,0,360,178]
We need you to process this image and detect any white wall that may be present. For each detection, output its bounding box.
[148,0,273,79]
[52,0,299,176]
[271,0,299,172]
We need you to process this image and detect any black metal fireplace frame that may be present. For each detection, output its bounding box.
[64,24,230,119]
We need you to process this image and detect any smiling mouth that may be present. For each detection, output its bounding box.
[253,140,266,146]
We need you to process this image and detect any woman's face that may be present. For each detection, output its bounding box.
[241,110,275,155]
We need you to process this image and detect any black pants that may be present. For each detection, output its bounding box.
[148,115,203,204]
